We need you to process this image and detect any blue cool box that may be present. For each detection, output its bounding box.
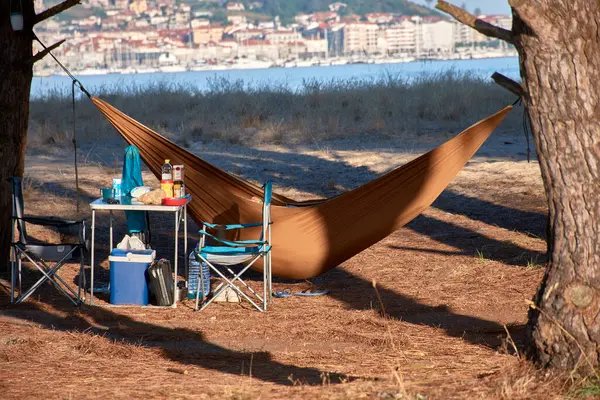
[109,249,155,305]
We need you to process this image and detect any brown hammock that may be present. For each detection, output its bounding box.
[91,96,511,279]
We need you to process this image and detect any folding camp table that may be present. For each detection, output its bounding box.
[89,196,190,307]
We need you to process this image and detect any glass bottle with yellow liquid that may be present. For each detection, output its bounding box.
[160,159,173,198]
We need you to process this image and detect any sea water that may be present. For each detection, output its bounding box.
[31,57,520,99]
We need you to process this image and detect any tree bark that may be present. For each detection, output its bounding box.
[438,0,600,373]
[0,1,35,272]
[512,2,600,372]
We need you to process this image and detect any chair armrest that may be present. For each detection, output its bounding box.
[20,216,84,227]
[203,222,263,231]
[198,229,266,248]
[19,216,86,248]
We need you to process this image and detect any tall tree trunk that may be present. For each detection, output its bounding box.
[514,3,600,371]
[0,1,35,272]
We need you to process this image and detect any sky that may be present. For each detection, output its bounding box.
[414,0,511,15]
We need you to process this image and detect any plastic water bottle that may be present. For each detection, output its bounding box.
[112,178,122,198]
[188,245,210,299]
[161,159,173,180]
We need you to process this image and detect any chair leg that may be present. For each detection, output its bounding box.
[200,261,264,312]
[18,254,22,298]
[263,255,268,311]
[78,247,85,304]
[268,251,273,304]
[10,246,16,304]
[16,250,79,305]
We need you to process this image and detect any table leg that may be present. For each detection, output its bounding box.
[109,210,113,251]
[173,209,178,308]
[91,209,95,305]
[184,205,188,285]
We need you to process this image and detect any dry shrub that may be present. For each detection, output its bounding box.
[21,175,42,200]
[29,70,522,150]
[490,363,565,400]
[371,119,386,132]
[327,115,340,134]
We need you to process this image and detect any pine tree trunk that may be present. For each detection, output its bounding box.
[0,2,34,272]
[514,3,600,371]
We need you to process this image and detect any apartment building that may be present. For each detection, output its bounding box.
[327,24,345,57]
[304,36,328,58]
[381,19,416,55]
[193,41,235,62]
[278,41,308,59]
[365,13,394,24]
[454,22,488,44]
[233,29,264,42]
[193,24,225,44]
[419,19,455,54]
[454,15,512,45]
[236,39,278,60]
[190,18,210,28]
[265,30,302,44]
[343,22,379,55]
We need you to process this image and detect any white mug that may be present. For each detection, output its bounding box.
[10,13,24,31]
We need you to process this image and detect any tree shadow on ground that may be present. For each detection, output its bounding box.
[401,213,546,267]
[0,288,353,386]
[317,267,515,349]
[432,191,546,239]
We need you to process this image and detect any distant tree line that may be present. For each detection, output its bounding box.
[243,0,436,20]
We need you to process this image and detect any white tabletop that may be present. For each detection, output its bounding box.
[90,195,191,211]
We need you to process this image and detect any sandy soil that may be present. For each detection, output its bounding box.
[0,123,566,399]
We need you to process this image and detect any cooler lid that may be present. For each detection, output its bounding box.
[109,249,156,263]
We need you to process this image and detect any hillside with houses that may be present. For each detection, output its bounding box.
[33,0,516,75]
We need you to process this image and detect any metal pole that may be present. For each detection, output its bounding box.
[263,254,267,311]
[72,81,80,213]
[183,204,187,285]
[10,190,16,304]
[109,210,113,250]
[173,209,178,308]
[90,209,95,305]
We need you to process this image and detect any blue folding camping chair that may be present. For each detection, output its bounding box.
[194,181,273,312]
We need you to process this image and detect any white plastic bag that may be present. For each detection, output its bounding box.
[116,234,146,250]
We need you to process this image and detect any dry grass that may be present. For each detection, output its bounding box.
[2,140,561,399]
[28,71,522,151]
[1,75,574,398]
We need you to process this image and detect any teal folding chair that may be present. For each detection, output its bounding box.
[194,181,273,312]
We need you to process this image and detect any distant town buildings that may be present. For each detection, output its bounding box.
[226,2,245,12]
[33,0,516,74]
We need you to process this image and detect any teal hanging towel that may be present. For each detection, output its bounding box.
[122,145,144,196]
[122,145,147,233]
